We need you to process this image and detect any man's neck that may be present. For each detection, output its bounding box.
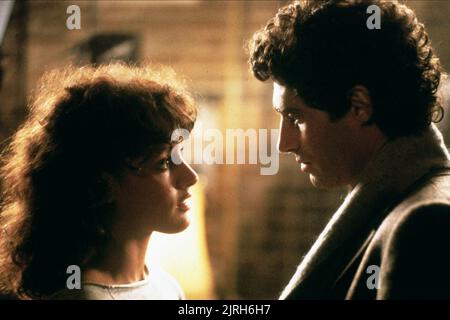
[349,131,388,190]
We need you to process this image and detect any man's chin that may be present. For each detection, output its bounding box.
[310,175,324,189]
[309,174,340,189]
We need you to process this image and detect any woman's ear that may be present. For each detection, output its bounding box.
[100,172,120,194]
[347,85,373,125]
[87,172,118,209]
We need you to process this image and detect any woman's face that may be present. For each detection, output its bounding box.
[110,143,198,238]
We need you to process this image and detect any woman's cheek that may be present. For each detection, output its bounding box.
[151,177,177,204]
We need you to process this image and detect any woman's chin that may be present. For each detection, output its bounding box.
[158,214,191,234]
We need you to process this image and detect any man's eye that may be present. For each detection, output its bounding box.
[287,113,301,126]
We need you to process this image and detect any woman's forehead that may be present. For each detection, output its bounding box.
[146,143,172,156]
[143,131,188,157]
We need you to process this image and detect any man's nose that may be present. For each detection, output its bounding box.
[175,160,199,189]
[277,118,299,154]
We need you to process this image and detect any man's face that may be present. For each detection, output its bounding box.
[272,83,372,189]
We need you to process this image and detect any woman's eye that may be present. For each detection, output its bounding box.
[157,158,171,170]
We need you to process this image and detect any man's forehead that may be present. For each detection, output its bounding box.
[272,82,299,113]
[272,82,285,111]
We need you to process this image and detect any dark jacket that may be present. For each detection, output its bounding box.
[280,125,450,299]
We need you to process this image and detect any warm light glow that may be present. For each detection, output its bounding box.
[146,177,215,299]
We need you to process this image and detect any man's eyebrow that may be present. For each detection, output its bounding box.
[273,106,282,113]
[274,106,301,115]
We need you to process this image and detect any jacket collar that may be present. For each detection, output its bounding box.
[280,124,450,299]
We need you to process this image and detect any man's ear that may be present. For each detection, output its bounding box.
[347,85,373,125]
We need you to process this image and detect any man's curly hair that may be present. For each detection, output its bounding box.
[0,62,197,299]
[248,0,444,138]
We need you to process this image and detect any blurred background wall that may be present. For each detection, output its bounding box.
[0,0,449,299]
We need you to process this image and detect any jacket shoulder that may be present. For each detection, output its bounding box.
[378,170,450,239]
[373,171,450,298]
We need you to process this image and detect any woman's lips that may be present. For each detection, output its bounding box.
[177,194,192,211]
[177,201,191,211]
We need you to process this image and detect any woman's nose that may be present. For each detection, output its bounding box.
[175,161,199,189]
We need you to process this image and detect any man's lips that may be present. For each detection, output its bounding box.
[295,156,311,165]
[299,162,312,172]
[295,157,312,172]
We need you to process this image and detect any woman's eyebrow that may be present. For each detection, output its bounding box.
[162,144,173,152]
[151,143,172,153]
[154,145,172,158]
[140,144,171,161]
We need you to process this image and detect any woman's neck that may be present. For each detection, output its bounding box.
[83,235,151,285]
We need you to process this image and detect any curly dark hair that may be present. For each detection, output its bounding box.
[248,0,444,138]
[0,62,197,299]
